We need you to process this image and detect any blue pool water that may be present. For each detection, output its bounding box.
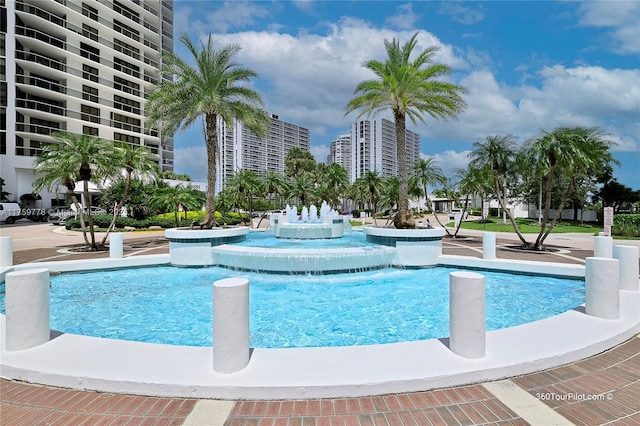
[0,266,584,348]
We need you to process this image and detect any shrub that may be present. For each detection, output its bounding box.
[612,214,640,238]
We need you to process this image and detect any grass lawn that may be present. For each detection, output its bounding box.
[453,218,601,234]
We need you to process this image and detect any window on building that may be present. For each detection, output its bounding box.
[113,0,139,23]
[113,57,140,78]
[81,104,100,123]
[113,38,140,60]
[83,125,98,136]
[82,85,98,103]
[82,64,98,82]
[114,132,140,146]
[111,112,140,132]
[80,42,100,63]
[82,23,98,41]
[113,19,140,42]
[81,2,98,21]
[113,94,140,114]
[113,75,140,96]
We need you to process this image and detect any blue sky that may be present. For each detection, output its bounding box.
[171,0,640,190]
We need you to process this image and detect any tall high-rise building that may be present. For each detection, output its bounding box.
[217,113,310,192]
[350,118,420,182]
[0,0,173,208]
[326,134,351,177]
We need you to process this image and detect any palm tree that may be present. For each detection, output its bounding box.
[345,32,467,229]
[101,143,159,245]
[149,184,202,227]
[359,170,384,226]
[410,157,448,233]
[33,132,118,250]
[381,176,400,226]
[146,33,269,228]
[226,169,262,227]
[525,126,618,249]
[291,175,316,208]
[320,163,349,210]
[469,134,528,246]
[451,166,484,237]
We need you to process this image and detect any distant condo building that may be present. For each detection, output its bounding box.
[217,113,310,192]
[0,0,174,208]
[348,118,420,182]
[326,134,351,178]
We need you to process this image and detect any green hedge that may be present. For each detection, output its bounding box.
[65,214,176,230]
[65,211,249,230]
[612,214,640,238]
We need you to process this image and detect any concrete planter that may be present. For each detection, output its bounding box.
[362,227,445,267]
[165,227,249,266]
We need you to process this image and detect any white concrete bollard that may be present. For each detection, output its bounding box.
[109,233,124,259]
[0,236,12,267]
[483,232,496,260]
[449,271,486,358]
[5,268,50,351]
[585,257,620,320]
[613,245,639,291]
[593,235,613,258]
[213,277,250,373]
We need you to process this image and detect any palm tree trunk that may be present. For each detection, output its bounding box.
[71,195,90,246]
[535,168,556,249]
[202,114,218,228]
[393,112,414,229]
[492,171,530,247]
[84,180,97,250]
[537,176,576,248]
[453,194,470,237]
[423,185,450,236]
[102,175,131,246]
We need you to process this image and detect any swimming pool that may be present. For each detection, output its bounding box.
[0,266,584,348]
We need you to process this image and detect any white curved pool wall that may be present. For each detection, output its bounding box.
[271,213,346,239]
[166,227,249,266]
[1,234,639,399]
[362,227,446,267]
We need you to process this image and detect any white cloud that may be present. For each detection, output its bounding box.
[205,1,270,33]
[174,146,207,182]
[429,150,473,180]
[385,3,421,30]
[577,2,640,54]
[311,143,329,163]
[438,3,484,25]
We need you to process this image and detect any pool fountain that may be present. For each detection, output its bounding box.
[166,201,446,271]
[271,202,347,239]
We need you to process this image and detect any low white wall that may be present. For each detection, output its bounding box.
[528,208,598,222]
[166,227,249,266]
[438,255,585,278]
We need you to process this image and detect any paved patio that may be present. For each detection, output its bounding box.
[1,222,638,425]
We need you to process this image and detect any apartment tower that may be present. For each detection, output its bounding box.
[217,113,310,192]
[0,0,173,208]
[350,118,420,183]
[326,133,351,178]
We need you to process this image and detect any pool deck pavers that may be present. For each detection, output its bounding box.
[1,222,639,425]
